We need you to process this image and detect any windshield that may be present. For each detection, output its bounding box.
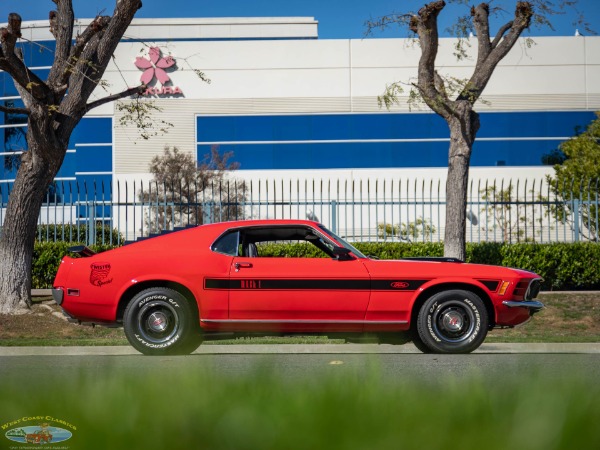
[319,225,367,259]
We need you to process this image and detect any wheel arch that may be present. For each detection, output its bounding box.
[116,280,199,322]
[410,282,496,330]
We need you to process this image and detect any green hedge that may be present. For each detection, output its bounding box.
[32,241,600,290]
[351,242,600,290]
[33,242,118,289]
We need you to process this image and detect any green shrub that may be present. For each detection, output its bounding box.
[466,242,504,266]
[354,242,444,259]
[257,242,328,258]
[33,242,118,289]
[501,243,600,290]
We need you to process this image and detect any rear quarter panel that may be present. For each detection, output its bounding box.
[56,226,231,323]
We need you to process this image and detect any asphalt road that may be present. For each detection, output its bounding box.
[2,352,600,385]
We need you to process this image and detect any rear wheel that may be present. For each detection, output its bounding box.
[416,290,488,354]
[123,287,202,355]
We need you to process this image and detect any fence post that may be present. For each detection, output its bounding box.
[331,200,337,234]
[573,199,580,242]
[203,202,214,225]
[88,204,96,246]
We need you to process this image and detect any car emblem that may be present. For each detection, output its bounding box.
[390,281,410,289]
[90,262,113,287]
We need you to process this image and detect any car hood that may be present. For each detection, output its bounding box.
[362,258,534,280]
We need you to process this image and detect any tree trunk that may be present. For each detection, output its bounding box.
[0,113,64,313]
[443,104,480,261]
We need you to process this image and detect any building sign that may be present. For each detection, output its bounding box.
[135,47,183,96]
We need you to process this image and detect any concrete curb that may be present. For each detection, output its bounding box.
[1,343,599,356]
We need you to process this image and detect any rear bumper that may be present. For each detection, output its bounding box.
[502,300,545,313]
[51,288,64,305]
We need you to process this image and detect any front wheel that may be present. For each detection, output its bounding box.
[416,290,488,354]
[123,287,202,355]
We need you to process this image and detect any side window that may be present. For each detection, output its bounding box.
[238,227,335,258]
[211,231,239,256]
[256,239,329,258]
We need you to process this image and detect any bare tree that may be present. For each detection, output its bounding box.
[139,146,247,234]
[367,0,588,260]
[0,1,144,313]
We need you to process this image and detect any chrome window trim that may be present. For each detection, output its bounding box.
[209,223,340,259]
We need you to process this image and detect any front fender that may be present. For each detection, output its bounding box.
[406,277,496,324]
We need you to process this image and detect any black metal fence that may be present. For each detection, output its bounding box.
[1,177,598,246]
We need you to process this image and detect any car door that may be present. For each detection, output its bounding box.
[227,225,371,325]
[229,255,371,323]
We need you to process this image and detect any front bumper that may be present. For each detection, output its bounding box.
[502,300,545,313]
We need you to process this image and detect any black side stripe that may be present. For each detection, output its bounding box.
[205,279,428,291]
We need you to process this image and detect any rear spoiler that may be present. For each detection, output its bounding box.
[123,224,198,245]
[68,246,96,257]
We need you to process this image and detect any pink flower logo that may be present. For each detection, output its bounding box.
[135,47,175,85]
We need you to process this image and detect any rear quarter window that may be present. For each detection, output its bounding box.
[211,231,239,256]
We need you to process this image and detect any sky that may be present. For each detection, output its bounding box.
[1,0,599,39]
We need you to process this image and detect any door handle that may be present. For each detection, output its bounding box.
[234,262,253,272]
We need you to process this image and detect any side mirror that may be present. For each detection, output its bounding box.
[332,247,354,261]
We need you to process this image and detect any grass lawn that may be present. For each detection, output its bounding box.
[1,363,599,450]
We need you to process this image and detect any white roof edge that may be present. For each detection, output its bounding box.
[5,17,318,28]
[4,17,320,41]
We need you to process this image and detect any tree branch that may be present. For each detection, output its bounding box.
[64,0,141,118]
[96,1,143,66]
[413,0,453,119]
[491,20,514,49]
[490,2,533,59]
[68,15,111,67]
[53,15,111,93]
[0,13,54,103]
[434,70,448,100]
[48,0,75,89]
[364,13,413,36]
[0,104,29,115]
[458,2,533,105]
[471,3,492,65]
[84,84,146,114]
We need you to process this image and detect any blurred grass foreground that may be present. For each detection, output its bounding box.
[2,363,599,450]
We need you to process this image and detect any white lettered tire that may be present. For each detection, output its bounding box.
[416,290,488,354]
[123,287,202,355]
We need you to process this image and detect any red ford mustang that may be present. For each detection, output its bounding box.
[52,220,544,355]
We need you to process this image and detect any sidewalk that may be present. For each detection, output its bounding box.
[1,342,599,356]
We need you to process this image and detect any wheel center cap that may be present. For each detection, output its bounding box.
[443,311,463,332]
[148,312,168,332]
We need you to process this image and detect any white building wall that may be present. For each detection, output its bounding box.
[105,34,599,183]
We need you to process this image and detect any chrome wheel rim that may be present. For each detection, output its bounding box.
[432,300,476,343]
[137,301,179,344]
